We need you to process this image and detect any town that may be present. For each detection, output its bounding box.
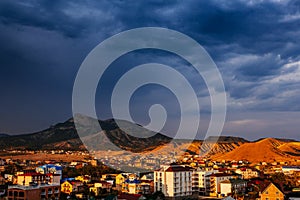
[0,150,300,200]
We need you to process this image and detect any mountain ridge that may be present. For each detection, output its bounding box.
[1,117,300,164]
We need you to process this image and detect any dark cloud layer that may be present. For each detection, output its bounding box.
[0,0,299,140]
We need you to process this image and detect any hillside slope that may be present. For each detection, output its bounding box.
[211,138,300,163]
[0,116,171,152]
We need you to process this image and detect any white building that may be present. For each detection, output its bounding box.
[154,164,193,199]
[282,166,300,175]
[192,168,217,195]
[36,164,62,179]
[235,167,259,179]
[205,173,237,197]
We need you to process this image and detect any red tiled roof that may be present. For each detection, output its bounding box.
[17,173,44,176]
[165,166,193,172]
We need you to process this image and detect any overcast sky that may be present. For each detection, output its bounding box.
[0,0,300,140]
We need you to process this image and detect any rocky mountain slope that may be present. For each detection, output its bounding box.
[0,116,171,152]
[1,117,300,164]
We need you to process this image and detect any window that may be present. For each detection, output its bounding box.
[19,192,24,197]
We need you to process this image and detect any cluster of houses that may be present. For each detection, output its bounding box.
[1,155,300,200]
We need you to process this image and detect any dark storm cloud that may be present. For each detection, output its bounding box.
[0,0,299,139]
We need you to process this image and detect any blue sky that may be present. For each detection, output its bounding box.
[0,0,300,140]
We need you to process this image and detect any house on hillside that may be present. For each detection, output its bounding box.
[116,173,128,191]
[235,167,260,179]
[61,180,84,195]
[259,182,284,200]
[122,174,141,194]
[89,181,112,196]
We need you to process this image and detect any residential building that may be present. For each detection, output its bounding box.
[235,167,259,179]
[61,180,84,195]
[206,173,236,197]
[220,179,247,197]
[116,173,128,191]
[259,182,284,200]
[89,181,112,196]
[75,175,91,183]
[192,168,217,195]
[7,183,60,200]
[282,166,300,175]
[122,174,141,194]
[36,164,62,179]
[17,172,60,186]
[154,164,193,199]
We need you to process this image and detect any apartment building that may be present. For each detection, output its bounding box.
[205,173,236,197]
[7,183,60,200]
[154,164,193,200]
[235,167,259,179]
[192,168,217,195]
[16,172,61,186]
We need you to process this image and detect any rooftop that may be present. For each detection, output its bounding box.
[8,183,60,190]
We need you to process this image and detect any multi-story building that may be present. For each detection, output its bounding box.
[16,172,61,186]
[192,168,217,195]
[220,179,247,197]
[205,173,237,197]
[235,167,259,179]
[154,164,193,199]
[140,173,154,194]
[116,173,128,191]
[122,174,141,194]
[36,164,62,179]
[7,183,60,200]
[89,181,112,196]
[61,180,84,195]
[282,166,300,175]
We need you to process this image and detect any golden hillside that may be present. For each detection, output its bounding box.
[211,138,300,163]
